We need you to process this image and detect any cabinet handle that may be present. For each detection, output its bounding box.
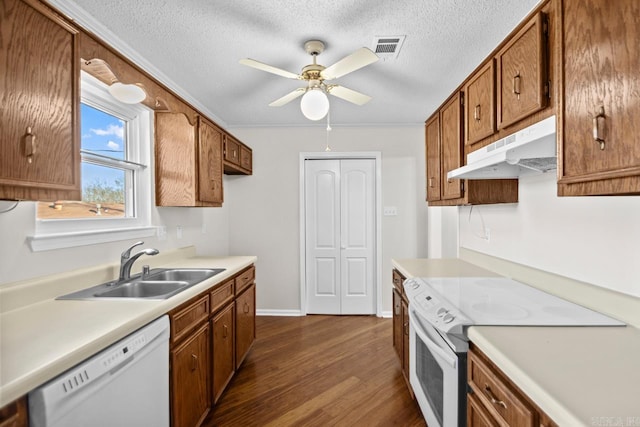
[513,73,521,99]
[243,302,250,314]
[223,324,228,338]
[403,321,409,336]
[428,177,435,188]
[25,127,36,164]
[592,106,606,150]
[474,104,481,121]
[484,384,507,409]
[395,303,400,316]
[233,149,238,159]
[191,353,198,371]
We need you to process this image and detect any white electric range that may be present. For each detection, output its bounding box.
[403,276,624,427]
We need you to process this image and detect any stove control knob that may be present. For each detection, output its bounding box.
[436,307,448,317]
[443,313,456,323]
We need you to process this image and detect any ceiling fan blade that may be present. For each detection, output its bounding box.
[269,88,306,106]
[320,48,379,80]
[239,58,300,79]
[327,85,372,106]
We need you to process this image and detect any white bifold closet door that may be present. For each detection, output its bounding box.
[305,159,375,314]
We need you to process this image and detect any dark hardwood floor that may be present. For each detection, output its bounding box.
[204,315,426,427]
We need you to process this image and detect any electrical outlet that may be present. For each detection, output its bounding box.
[383,206,398,216]
[157,226,167,241]
[176,225,183,240]
[484,227,491,242]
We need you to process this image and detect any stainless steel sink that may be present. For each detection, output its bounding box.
[57,268,225,300]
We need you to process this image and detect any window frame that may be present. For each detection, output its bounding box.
[29,72,155,251]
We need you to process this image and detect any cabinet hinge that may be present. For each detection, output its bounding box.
[542,17,549,36]
[460,93,465,106]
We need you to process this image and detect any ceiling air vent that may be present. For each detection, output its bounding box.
[372,35,406,60]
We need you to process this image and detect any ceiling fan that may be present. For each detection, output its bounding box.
[239,40,379,120]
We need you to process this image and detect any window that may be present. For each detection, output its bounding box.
[31,72,154,251]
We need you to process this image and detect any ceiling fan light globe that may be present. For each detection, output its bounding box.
[300,89,329,121]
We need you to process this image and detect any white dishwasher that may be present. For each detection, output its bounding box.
[28,315,170,427]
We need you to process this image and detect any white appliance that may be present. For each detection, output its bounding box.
[447,115,556,180]
[404,276,624,427]
[28,315,170,427]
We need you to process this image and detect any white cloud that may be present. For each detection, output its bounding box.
[91,124,123,139]
[107,140,120,151]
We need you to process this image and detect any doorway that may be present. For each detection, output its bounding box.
[300,152,381,316]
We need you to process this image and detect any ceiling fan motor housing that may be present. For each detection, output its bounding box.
[304,40,325,56]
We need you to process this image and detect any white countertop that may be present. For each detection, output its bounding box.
[392,257,640,427]
[0,253,256,407]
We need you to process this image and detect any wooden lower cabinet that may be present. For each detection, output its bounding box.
[171,322,211,427]
[467,344,558,427]
[169,264,257,427]
[391,269,412,395]
[212,303,235,404]
[0,397,27,427]
[235,283,256,369]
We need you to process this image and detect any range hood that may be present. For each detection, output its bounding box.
[447,115,557,180]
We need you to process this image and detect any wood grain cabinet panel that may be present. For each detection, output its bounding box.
[235,283,255,369]
[155,112,224,207]
[0,0,80,201]
[425,114,442,202]
[468,345,558,427]
[440,93,465,200]
[0,397,27,427]
[558,0,640,195]
[392,288,403,363]
[465,60,496,145]
[212,303,235,404]
[171,322,211,427]
[198,118,224,205]
[496,12,547,130]
[223,134,253,175]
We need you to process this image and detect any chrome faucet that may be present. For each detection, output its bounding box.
[118,241,159,283]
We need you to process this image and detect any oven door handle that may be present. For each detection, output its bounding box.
[410,308,457,369]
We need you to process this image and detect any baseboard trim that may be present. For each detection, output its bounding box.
[380,310,392,319]
[256,309,304,317]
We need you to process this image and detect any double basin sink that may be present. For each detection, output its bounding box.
[58,268,225,300]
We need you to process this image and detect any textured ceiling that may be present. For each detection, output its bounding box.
[50,0,541,127]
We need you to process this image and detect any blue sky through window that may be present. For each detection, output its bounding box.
[81,103,126,190]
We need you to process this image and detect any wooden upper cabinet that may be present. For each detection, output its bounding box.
[440,93,464,200]
[223,134,253,175]
[198,118,224,205]
[155,112,224,207]
[0,0,80,201]
[558,0,640,196]
[496,12,547,130]
[425,114,441,202]
[465,60,496,145]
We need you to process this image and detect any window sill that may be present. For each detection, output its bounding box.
[28,226,158,252]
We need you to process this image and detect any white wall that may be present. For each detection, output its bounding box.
[226,125,427,314]
[0,198,230,285]
[458,172,640,298]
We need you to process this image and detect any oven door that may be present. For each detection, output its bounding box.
[409,307,466,427]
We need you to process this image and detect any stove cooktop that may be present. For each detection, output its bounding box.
[404,276,624,336]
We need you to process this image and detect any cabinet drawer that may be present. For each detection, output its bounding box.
[392,270,405,294]
[0,396,27,427]
[170,294,210,344]
[468,349,535,427]
[235,266,255,294]
[239,145,252,172]
[210,279,234,313]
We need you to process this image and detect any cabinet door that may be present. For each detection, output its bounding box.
[392,288,402,363]
[465,60,496,145]
[171,322,210,427]
[239,145,252,173]
[223,135,240,165]
[401,298,410,378]
[467,392,499,427]
[235,283,255,369]
[496,12,546,129]
[198,118,223,205]
[155,112,197,206]
[0,0,80,201]
[440,93,464,200]
[212,303,235,404]
[425,114,441,202]
[559,0,640,195]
